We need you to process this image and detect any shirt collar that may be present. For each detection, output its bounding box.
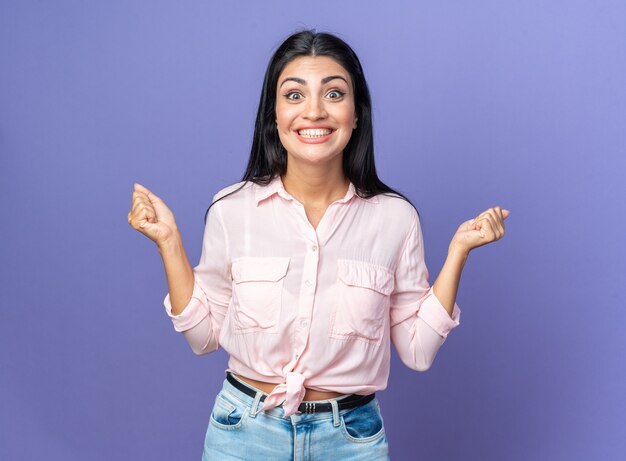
[254,175,378,206]
[254,175,290,204]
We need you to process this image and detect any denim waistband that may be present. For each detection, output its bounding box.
[218,373,373,426]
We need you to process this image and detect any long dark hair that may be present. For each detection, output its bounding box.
[206,30,416,222]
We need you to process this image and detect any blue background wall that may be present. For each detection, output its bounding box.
[1,1,624,459]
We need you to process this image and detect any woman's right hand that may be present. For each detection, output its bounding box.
[127,183,178,247]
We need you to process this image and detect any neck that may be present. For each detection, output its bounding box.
[281,157,349,206]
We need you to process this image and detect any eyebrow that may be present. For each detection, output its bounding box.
[279,75,349,88]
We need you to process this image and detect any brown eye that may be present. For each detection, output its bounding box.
[326,90,345,99]
[286,92,303,101]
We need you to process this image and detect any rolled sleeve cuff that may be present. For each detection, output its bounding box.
[163,282,209,332]
[416,287,461,338]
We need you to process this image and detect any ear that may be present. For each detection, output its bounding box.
[353,116,358,129]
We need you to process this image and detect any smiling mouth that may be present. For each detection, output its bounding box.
[297,128,334,138]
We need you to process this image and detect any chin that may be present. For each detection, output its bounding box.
[294,151,343,165]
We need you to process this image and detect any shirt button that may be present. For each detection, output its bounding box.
[300,319,308,328]
[304,280,311,287]
[311,245,318,252]
[295,354,300,359]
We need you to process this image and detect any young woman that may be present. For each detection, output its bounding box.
[128,30,509,460]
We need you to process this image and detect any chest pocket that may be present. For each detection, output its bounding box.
[329,260,394,345]
[231,257,290,334]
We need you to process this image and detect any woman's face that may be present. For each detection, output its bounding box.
[275,56,357,168]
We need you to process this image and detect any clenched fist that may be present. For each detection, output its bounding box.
[450,206,510,255]
[127,183,178,247]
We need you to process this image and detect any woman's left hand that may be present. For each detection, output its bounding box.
[449,206,510,255]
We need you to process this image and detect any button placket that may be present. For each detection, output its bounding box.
[293,237,320,362]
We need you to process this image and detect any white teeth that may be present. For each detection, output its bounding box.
[298,128,332,138]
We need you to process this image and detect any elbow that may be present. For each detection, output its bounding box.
[190,345,210,356]
[414,362,432,372]
[190,340,219,356]
[190,344,217,356]
[407,359,434,372]
[184,330,219,355]
[180,319,220,355]
[399,349,436,372]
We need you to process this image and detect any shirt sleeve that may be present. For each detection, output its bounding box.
[163,197,232,355]
[389,211,461,371]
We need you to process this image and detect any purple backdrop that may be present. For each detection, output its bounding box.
[1,1,625,460]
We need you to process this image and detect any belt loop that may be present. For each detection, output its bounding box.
[249,391,263,418]
[329,399,340,427]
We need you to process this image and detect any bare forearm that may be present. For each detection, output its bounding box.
[158,233,194,316]
[432,245,468,317]
[431,205,509,317]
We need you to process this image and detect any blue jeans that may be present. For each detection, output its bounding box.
[202,375,390,460]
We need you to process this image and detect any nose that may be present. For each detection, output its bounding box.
[303,96,327,120]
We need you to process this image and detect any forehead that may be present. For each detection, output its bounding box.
[278,56,351,85]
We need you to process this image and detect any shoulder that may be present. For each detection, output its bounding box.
[207,180,270,225]
[204,180,254,225]
[211,180,253,203]
[352,192,421,248]
[370,192,420,228]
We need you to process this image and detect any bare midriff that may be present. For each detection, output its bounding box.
[233,373,346,401]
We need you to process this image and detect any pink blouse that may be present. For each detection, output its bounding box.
[164,176,461,417]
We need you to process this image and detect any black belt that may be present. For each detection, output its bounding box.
[226,372,375,414]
